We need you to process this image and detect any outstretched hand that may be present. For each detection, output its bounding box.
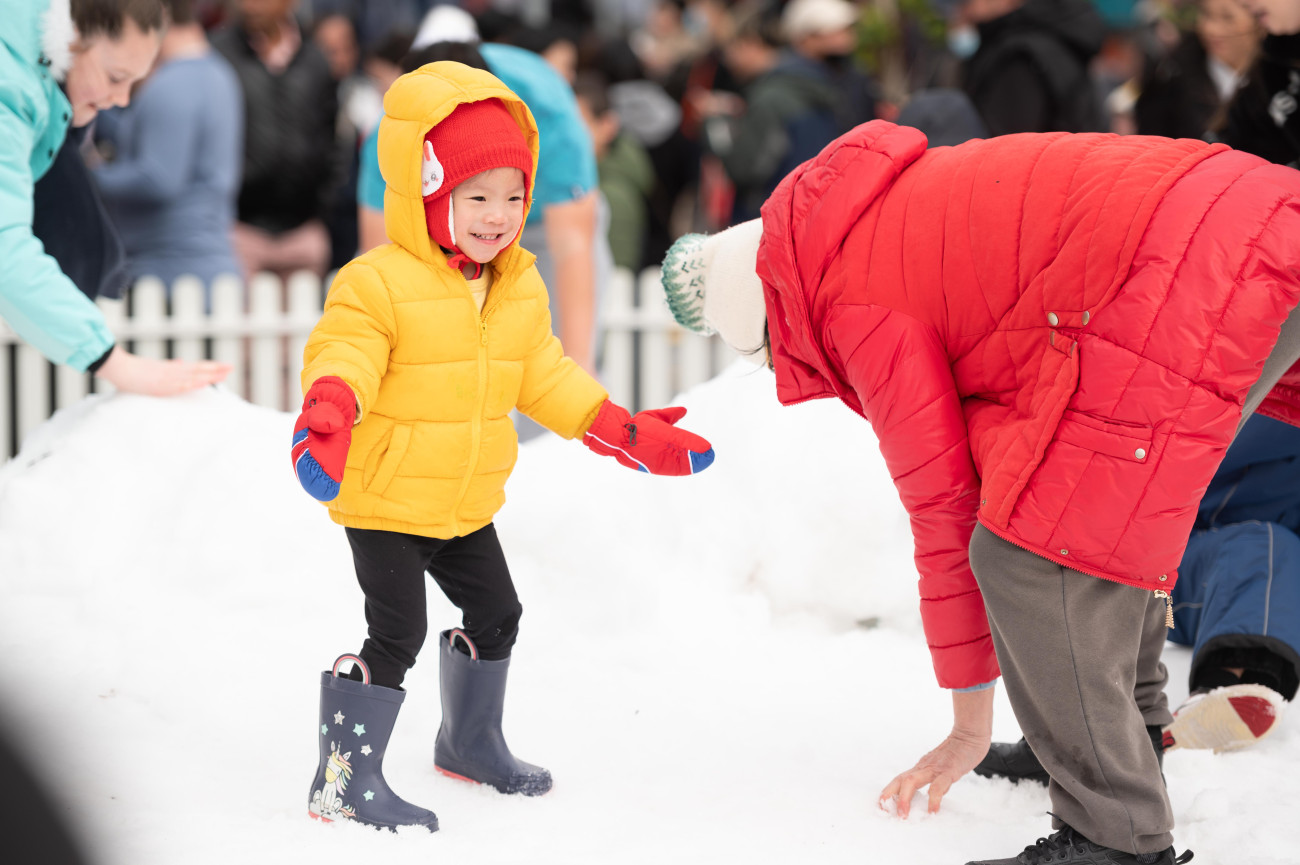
[582,399,714,475]
[94,346,231,396]
[878,686,994,818]
[878,728,990,818]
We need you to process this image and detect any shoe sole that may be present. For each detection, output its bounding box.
[972,766,1049,785]
[308,809,439,832]
[435,764,553,796]
[1163,683,1285,753]
[436,765,478,784]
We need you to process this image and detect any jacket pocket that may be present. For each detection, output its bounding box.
[362,423,412,495]
[985,337,1080,529]
[1054,410,1153,462]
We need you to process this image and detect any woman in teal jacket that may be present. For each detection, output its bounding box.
[0,0,228,394]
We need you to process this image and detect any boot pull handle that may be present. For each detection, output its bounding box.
[331,654,370,684]
[448,629,479,660]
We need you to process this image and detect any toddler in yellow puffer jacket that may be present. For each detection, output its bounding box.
[294,62,714,832]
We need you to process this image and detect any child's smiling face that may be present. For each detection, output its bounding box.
[451,168,527,264]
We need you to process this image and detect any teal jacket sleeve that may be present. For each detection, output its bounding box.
[0,99,116,371]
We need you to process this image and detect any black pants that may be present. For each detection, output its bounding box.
[345,524,522,689]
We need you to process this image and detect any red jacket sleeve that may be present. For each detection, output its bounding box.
[827,305,999,689]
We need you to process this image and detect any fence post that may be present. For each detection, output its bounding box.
[94,296,126,399]
[0,338,12,459]
[287,271,322,404]
[131,278,168,359]
[209,273,246,402]
[14,343,49,449]
[249,272,286,409]
[171,276,207,362]
[637,267,675,409]
[600,268,635,409]
[53,356,88,414]
[678,328,714,396]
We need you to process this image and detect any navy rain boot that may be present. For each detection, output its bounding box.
[308,655,439,831]
[433,630,552,796]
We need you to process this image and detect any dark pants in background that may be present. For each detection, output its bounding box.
[345,523,522,690]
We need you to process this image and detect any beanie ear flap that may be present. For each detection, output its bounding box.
[422,140,445,198]
[445,194,457,248]
[424,192,456,250]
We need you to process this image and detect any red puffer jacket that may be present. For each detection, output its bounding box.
[757,121,1300,688]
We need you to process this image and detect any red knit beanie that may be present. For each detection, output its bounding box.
[422,99,533,259]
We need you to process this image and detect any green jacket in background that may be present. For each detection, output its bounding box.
[598,133,654,272]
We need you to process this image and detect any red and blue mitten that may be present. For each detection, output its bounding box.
[582,399,714,475]
[291,376,356,501]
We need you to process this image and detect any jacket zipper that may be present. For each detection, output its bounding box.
[447,287,500,532]
[1153,590,1174,629]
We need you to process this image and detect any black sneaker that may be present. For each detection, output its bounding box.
[974,727,1165,786]
[972,737,1050,785]
[964,826,1193,865]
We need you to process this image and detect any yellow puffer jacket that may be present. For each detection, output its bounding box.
[301,62,608,538]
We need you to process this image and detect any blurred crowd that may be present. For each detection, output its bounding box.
[85,0,1290,304]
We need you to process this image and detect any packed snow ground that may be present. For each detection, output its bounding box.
[0,363,1292,865]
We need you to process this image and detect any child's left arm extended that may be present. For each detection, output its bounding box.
[581,399,715,476]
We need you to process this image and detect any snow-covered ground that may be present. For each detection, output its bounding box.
[0,363,1291,864]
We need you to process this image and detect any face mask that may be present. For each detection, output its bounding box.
[822,52,854,71]
[947,25,980,60]
[683,6,709,38]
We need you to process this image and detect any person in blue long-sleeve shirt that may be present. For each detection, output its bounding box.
[94,0,243,293]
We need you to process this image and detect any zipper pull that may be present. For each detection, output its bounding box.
[1154,590,1174,629]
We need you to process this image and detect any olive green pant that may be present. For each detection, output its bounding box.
[969,523,1174,855]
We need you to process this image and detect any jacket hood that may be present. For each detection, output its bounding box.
[757,120,928,405]
[377,61,540,267]
[980,0,1106,60]
[1,0,71,77]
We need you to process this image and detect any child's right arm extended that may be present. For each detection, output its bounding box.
[292,268,396,502]
[291,376,356,502]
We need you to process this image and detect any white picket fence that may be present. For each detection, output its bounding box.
[0,268,734,458]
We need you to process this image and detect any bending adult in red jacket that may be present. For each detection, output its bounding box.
[661,121,1300,864]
